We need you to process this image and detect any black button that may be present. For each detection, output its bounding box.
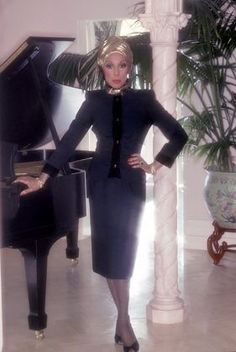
[116,140,119,144]
[113,164,117,168]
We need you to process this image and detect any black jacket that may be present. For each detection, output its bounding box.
[43,89,188,197]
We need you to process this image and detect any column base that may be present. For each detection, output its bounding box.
[146,298,184,324]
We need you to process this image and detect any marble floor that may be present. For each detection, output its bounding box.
[2,228,236,352]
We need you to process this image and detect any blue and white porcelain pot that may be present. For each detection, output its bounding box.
[204,170,236,229]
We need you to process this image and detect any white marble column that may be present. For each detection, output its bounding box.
[140,1,190,324]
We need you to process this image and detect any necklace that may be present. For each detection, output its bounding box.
[106,82,130,95]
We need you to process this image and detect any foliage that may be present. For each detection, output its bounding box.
[132,0,236,171]
[177,0,236,171]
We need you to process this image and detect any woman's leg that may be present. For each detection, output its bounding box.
[107,279,120,339]
[107,279,119,308]
[106,278,137,346]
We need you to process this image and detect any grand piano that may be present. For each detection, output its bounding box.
[0,37,94,339]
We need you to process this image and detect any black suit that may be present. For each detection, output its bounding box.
[43,89,188,279]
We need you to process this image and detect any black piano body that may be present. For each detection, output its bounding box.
[0,37,94,337]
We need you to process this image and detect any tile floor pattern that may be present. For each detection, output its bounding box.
[2,234,236,352]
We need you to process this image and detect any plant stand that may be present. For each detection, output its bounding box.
[207,221,236,264]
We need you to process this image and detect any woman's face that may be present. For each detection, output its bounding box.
[102,52,130,89]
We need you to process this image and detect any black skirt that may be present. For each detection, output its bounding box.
[89,177,144,279]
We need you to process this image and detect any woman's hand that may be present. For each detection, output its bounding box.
[13,173,49,196]
[127,154,163,174]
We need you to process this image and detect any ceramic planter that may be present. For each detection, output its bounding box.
[204,170,236,229]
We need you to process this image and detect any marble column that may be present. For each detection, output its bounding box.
[140,1,190,324]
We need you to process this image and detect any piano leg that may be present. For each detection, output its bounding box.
[19,236,60,338]
[66,221,79,262]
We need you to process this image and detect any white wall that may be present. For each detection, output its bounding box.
[183,156,213,249]
[0,0,138,63]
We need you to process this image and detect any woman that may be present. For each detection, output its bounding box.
[17,36,188,352]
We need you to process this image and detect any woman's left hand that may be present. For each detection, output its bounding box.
[127,154,163,174]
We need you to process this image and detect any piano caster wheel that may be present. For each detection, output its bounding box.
[35,330,45,340]
[71,258,79,265]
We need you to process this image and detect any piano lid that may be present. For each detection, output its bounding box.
[0,37,85,150]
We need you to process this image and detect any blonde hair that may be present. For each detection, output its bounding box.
[97,36,133,69]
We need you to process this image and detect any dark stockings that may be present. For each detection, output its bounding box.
[107,278,137,346]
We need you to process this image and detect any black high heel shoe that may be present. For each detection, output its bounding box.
[114,334,123,345]
[123,340,139,352]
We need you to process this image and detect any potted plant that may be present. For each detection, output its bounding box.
[177,0,236,233]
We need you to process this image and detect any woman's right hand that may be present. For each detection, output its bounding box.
[13,173,49,196]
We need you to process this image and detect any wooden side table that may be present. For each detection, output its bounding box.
[207,221,236,264]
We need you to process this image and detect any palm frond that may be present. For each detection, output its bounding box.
[177,0,236,170]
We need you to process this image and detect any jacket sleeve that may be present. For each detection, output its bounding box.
[42,93,93,176]
[147,90,188,168]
